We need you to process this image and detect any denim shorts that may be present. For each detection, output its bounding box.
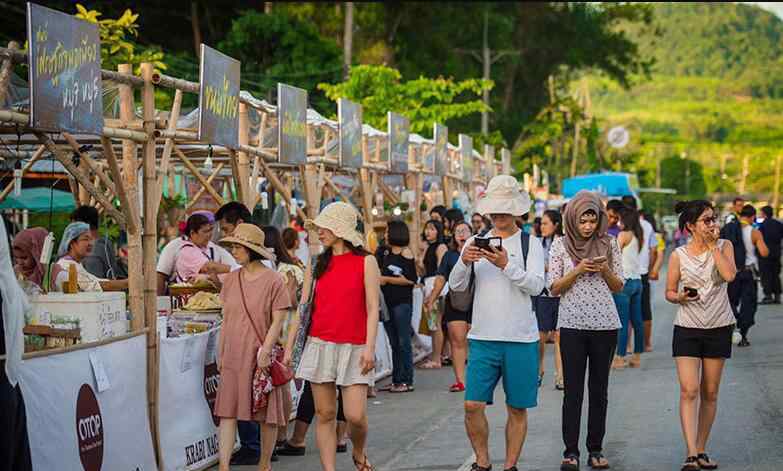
[465,339,539,409]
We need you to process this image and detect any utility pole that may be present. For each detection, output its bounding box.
[455,8,520,135]
[773,154,781,215]
[343,2,354,80]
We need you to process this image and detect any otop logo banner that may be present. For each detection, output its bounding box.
[198,44,240,149]
[339,98,363,169]
[388,112,410,174]
[27,2,103,135]
[158,327,225,471]
[278,83,308,165]
[19,333,157,471]
[434,123,448,177]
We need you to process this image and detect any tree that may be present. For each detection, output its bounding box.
[318,64,492,135]
[218,10,342,113]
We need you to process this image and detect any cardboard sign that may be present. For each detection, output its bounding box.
[339,98,363,169]
[388,112,410,174]
[485,145,496,179]
[27,2,103,135]
[434,123,448,177]
[278,83,308,165]
[198,44,240,149]
[459,134,473,183]
[501,148,512,175]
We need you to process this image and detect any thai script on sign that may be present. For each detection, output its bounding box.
[34,28,99,88]
[282,110,307,138]
[203,75,238,120]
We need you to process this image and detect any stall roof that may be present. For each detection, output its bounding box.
[562,172,638,198]
[0,187,76,213]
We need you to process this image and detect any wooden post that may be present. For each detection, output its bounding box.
[101,137,139,235]
[237,103,251,208]
[406,172,424,256]
[155,89,183,210]
[141,63,162,464]
[359,168,374,231]
[442,176,452,208]
[302,164,322,255]
[774,154,781,216]
[117,64,144,338]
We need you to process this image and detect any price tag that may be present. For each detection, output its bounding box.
[89,351,111,393]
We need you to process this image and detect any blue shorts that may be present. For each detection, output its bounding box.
[465,339,539,409]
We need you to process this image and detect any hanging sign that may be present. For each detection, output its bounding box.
[459,134,473,183]
[27,2,103,135]
[338,98,363,169]
[388,112,409,174]
[607,125,630,149]
[485,145,495,179]
[434,123,448,177]
[198,44,240,149]
[278,83,308,165]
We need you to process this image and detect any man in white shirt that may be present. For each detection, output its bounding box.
[621,196,657,352]
[449,176,545,471]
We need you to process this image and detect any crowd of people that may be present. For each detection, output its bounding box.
[2,175,781,471]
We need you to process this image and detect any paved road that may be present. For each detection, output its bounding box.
[224,286,783,471]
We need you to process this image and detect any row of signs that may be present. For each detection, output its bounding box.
[24,2,512,178]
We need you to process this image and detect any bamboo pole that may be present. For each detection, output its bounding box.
[257,158,307,221]
[324,175,364,221]
[237,103,251,208]
[63,133,117,196]
[0,145,44,203]
[185,163,226,212]
[302,164,322,255]
[359,168,374,229]
[378,178,399,206]
[101,137,139,235]
[174,146,226,206]
[155,89,183,210]
[0,41,19,106]
[0,110,149,142]
[33,132,126,225]
[118,62,145,340]
[228,149,242,203]
[406,172,424,256]
[140,62,161,465]
[442,176,453,208]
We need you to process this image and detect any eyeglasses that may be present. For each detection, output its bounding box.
[698,216,718,226]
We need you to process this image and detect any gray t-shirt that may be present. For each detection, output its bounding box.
[83,236,127,280]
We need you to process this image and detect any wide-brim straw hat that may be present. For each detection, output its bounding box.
[475,175,531,217]
[305,202,364,247]
[219,223,277,261]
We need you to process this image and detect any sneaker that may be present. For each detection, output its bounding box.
[230,447,260,466]
[275,442,306,456]
[738,338,751,347]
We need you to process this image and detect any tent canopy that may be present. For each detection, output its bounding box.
[0,187,76,213]
[562,172,638,199]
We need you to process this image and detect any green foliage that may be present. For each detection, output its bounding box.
[74,4,166,75]
[318,64,492,135]
[218,10,342,113]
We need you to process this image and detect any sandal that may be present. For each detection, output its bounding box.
[588,452,610,469]
[353,454,374,471]
[681,456,700,470]
[470,463,492,471]
[418,360,441,369]
[555,377,565,391]
[697,453,718,470]
[449,381,465,392]
[275,441,305,456]
[390,383,414,393]
[560,454,580,471]
[538,372,544,387]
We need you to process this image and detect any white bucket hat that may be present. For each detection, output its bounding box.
[475,175,531,217]
[305,202,364,247]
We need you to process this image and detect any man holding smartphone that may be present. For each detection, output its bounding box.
[449,175,545,471]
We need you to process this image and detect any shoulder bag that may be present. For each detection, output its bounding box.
[291,255,318,371]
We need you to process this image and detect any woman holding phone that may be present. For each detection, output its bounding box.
[666,201,736,471]
[548,190,624,470]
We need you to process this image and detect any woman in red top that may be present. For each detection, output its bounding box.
[294,202,380,471]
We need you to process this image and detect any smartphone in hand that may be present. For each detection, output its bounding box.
[592,256,607,264]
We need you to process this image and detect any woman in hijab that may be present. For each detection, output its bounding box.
[548,190,624,471]
[0,215,33,470]
[51,223,127,292]
[12,227,48,292]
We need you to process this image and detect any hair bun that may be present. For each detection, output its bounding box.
[674,201,688,214]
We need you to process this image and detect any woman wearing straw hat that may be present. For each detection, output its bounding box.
[215,224,293,471]
[294,202,381,471]
[449,175,545,471]
[548,190,624,470]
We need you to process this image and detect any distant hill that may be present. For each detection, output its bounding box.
[623,2,783,97]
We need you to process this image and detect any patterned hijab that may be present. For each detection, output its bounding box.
[12,227,48,287]
[564,190,612,263]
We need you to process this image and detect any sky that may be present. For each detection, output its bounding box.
[742,2,783,18]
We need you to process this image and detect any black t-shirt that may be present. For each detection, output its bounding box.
[376,247,417,307]
[437,249,460,279]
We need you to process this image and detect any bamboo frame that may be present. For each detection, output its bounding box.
[154,89,183,211]
[0,144,45,203]
[174,146,226,206]
[185,163,226,212]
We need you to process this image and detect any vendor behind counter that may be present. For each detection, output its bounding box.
[50,223,127,293]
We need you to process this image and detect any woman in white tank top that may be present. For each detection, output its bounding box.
[612,208,645,368]
[666,201,737,470]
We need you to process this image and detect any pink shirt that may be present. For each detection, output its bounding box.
[174,242,213,282]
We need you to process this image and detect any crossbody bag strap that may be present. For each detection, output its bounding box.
[237,270,265,345]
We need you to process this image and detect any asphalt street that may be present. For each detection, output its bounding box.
[223,283,783,471]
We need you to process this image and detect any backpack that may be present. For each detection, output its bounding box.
[448,231,530,312]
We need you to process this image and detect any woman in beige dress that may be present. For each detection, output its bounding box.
[215,224,292,471]
[666,201,736,471]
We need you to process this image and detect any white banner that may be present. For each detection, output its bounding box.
[158,327,223,471]
[19,333,158,471]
